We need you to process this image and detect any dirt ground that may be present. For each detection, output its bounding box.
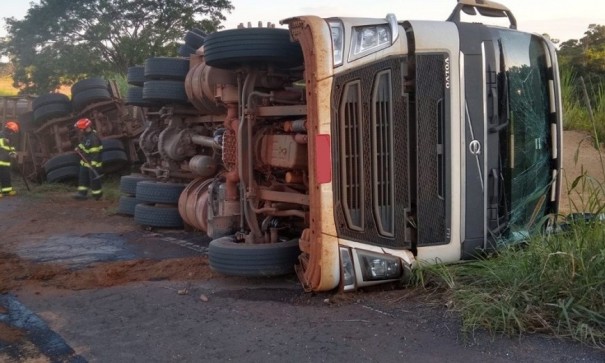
[1,130,604,362]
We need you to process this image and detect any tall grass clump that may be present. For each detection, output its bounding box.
[562,69,605,146]
[413,224,605,348]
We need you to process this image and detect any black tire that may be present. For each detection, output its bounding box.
[134,204,183,228]
[120,174,152,195]
[125,86,152,107]
[136,181,186,204]
[208,237,300,277]
[191,28,206,37]
[43,152,80,173]
[46,165,80,183]
[127,66,145,86]
[117,195,143,216]
[101,149,129,173]
[178,44,197,58]
[72,88,112,111]
[204,28,303,70]
[144,57,190,81]
[142,80,188,104]
[184,31,205,49]
[33,93,70,110]
[33,103,72,124]
[71,77,108,95]
[101,138,124,152]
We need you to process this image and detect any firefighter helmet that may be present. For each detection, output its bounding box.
[75,118,92,130]
[5,121,19,133]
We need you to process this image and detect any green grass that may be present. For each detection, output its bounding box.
[562,70,605,146]
[413,224,605,348]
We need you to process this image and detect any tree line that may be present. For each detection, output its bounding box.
[0,1,603,96]
[0,0,233,94]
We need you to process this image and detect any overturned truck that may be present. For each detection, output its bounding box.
[136,0,562,292]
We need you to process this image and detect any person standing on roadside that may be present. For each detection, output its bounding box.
[0,121,19,197]
[73,118,104,200]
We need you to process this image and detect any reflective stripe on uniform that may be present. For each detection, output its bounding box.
[77,186,88,191]
[80,160,103,168]
[91,189,102,195]
[0,138,14,152]
[0,161,10,167]
[78,143,104,154]
[1,186,13,192]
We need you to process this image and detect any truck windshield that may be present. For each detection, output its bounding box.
[499,30,553,240]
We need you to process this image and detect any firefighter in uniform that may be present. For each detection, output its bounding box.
[0,121,19,197]
[73,118,104,200]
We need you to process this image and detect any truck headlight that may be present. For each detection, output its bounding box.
[329,20,344,67]
[357,250,402,281]
[350,24,391,59]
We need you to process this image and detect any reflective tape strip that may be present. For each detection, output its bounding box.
[0,161,10,167]
[90,161,103,167]
[1,187,13,192]
[91,189,102,195]
[77,186,88,191]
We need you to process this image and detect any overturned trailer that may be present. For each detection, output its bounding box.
[136,0,562,292]
[2,78,146,183]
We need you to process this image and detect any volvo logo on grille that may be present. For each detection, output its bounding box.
[469,140,481,155]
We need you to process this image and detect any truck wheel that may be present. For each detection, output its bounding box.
[142,80,188,104]
[208,237,301,277]
[101,149,129,173]
[136,181,187,205]
[178,44,198,58]
[134,204,183,228]
[144,57,190,81]
[46,165,79,183]
[204,28,303,70]
[33,93,70,110]
[43,152,80,174]
[117,195,143,216]
[72,88,112,111]
[71,77,108,95]
[127,66,145,86]
[125,86,152,107]
[33,103,72,125]
[120,174,153,196]
[184,30,205,49]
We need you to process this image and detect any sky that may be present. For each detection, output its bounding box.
[0,0,604,43]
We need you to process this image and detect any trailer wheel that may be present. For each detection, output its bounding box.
[33,103,72,125]
[127,66,145,86]
[117,195,143,216]
[46,165,80,183]
[204,28,303,70]
[184,31,205,49]
[125,86,152,107]
[101,149,129,173]
[120,174,153,196]
[136,181,187,205]
[208,237,300,277]
[43,152,80,174]
[71,77,108,95]
[178,44,198,58]
[72,88,112,111]
[142,80,188,105]
[144,57,190,81]
[33,93,70,110]
[134,204,183,228]
[101,138,124,152]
